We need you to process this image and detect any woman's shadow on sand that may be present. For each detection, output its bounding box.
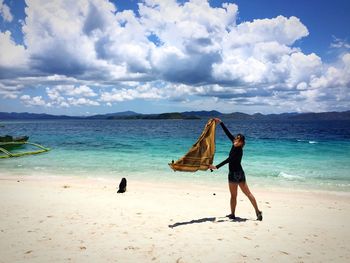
[168,216,248,228]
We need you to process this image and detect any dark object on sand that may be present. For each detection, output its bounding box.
[117,178,127,193]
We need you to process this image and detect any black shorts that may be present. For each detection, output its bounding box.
[228,171,246,183]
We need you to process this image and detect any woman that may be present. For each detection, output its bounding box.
[209,118,262,221]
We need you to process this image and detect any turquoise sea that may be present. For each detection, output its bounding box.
[1,119,350,191]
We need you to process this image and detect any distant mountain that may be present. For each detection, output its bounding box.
[0,112,81,120]
[107,112,200,120]
[1,110,350,121]
[224,112,254,120]
[288,111,350,121]
[87,111,139,119]
[182,110,222,118]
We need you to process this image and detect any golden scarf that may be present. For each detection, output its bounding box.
[169,119,216,172]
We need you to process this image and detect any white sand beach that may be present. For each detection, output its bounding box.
[0,174,349,263]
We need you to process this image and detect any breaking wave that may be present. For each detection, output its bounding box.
[278,172,305,180]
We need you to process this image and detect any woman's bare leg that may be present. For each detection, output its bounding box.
[239,182,260,213]
[228,182,238,216]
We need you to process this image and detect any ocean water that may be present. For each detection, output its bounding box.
[1,119,350,191]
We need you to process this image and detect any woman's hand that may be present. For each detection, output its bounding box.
[209,164,217,170]
[213,118,222,124]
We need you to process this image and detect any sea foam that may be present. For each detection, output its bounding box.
[278,172,304,180]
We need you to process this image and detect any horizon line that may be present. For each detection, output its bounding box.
[1,109,350,118]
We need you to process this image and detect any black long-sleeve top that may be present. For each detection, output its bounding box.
[216,122,243,172]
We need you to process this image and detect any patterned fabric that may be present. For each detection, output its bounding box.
[169,119,216,172]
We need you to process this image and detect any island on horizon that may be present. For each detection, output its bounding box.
[0,110,350,121]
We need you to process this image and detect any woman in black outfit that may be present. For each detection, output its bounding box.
[209,118,262,221]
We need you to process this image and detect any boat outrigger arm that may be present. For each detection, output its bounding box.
[0,141,50,158]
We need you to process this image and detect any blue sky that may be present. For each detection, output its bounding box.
[0,0,349,115]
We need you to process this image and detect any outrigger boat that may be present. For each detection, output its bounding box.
[0,135,50,158]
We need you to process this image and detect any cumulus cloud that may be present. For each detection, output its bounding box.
[139,0,238,84]
[0,31,28,69]
[20,94,46,107]
[47,85,97,98]
[100,82,163,103]
[232,16,308,46]
[212,15,311,86]
[0,0,13,22]
[17,84,101,108]
[0,0,349,112]
[67,97,100,106]
[43,84,99,107]
[22,0,104,75]
[309,53,350,91]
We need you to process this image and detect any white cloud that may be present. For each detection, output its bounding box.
[100,82,163,103]
[0,0,319,88]
[286,52,323,87]
[309,53,350,96]
[330,37,350,49]
[231,16,308,46]
[0,31,28,68]
[20,95,46,107]
[44,84,99,107]
[22,0,114,75]
[0,0,13,22]
[310,53,350,89]
[212,15,311,86]
[0,0,349,113]
[0,82,21,99]
[67,97,100,106]
[140,0,237,84]
[18,83,101,108]
[51,85,97,97]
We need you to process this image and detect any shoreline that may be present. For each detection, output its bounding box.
[1,168,350,193]
[1,173,349,262]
